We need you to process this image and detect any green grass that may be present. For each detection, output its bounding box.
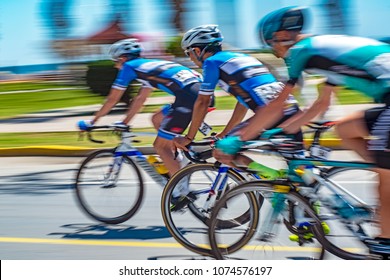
[0,81,373,120]
[0,81,73,92]
[0,89,105,119]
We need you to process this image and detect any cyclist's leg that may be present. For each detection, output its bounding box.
[155,94,196,176]
[358,103,390,254]
[151,104,171,130]
[366,105,390,239]
[335,110,374,162]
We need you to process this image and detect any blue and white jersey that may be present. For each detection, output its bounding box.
[286,35,390,102]
[199,51,297,111]
[112,58,202,96]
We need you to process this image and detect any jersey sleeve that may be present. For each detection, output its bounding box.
[286,44,313,86]
[112,63,136,90]
[199,59,219,95]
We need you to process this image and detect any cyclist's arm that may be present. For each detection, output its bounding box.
[186,94,212,140]
[92,87,125,124]
[237,83,293,141]
[122,87,153,124]
[218,102,248,138]
[280,83,333,134]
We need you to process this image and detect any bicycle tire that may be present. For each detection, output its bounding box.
[209,180,326,260]
[309,166,380,259]
[75,149,144,224]
[161,163,257,256]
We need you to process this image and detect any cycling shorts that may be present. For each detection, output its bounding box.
[364,93,390,169]
[157,83,199,140]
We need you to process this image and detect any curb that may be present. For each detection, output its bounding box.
[0,139,343,157]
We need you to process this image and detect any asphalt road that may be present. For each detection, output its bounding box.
[0,151,379,260]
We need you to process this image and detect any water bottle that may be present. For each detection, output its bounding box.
[146,155,169,175]
[134,155,167,187]
[296,166,316,186]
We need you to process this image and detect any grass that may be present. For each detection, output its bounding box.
[0,88,104,119]
[0,80,367,148]
[0,81,374,120]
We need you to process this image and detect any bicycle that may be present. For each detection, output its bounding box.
[161,152,260,256]
[208,122,382,260]
[74,123,212,224]
[160,123,318,257]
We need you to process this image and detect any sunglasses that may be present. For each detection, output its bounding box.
[184,48,195,57]
[271,39,294,46]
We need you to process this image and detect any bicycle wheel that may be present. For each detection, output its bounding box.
[161,163,257,256]
[75,149,144,224]
[209,180,326,260]
[310,167,380,259]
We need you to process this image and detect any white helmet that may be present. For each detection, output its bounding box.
[108,38,142,61]
[181,24,223,50]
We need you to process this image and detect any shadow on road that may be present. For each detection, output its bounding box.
[50,223,173,240]
[0,168,76,195]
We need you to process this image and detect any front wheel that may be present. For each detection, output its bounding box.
[74,149,144,224]
[209,181,326,260]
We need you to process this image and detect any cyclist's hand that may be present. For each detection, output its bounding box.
[173,135,192,151]
[77,120,93,131]
[215,135,244,155]
[260,127,284,139]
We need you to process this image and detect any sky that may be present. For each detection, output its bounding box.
[1,0,390,68]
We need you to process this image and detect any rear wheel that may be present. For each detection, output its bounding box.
[310,167,380,259]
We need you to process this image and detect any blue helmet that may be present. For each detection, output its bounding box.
[258,6,309,47]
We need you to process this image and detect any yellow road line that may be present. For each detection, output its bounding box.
[0,237,183,248]
[0,237,361,253]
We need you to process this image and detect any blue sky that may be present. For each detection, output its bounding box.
[1,0,390,68]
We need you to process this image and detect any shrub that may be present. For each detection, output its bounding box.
[85,60,138,106]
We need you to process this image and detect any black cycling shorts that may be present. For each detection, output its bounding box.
[157,82,218,140]
[364,104,390,169]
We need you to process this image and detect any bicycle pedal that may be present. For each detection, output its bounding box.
[170,193,197,212]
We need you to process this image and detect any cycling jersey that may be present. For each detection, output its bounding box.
[286,35,390,103]
[112,58,202,96]
[199,51,297,112]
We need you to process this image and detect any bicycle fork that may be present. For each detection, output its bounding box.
[256,186,289,242]
[199,166,230,214]
[102,156,123,188]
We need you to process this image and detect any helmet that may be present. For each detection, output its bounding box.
[108,38,142,61]
[181,24,223,50]
[258,6,308,47]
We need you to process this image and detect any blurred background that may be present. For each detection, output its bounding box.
[1,0,390,74]
[0,0,389,136]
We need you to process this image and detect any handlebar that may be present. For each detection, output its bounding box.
[182,137,217,164]
[80,124,132,144]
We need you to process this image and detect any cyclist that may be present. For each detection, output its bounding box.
[78,38,206,177]
[173,25,304,181]
[246,6,390,254]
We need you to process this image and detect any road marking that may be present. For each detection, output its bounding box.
[0,237,184,248]
[0,237,361,253]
